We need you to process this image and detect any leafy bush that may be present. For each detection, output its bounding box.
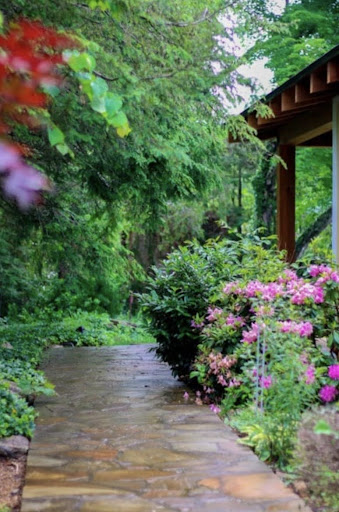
[0,385,36,438]
[295,407,339,511]
[140,235,283,378]
[143,235,339,471]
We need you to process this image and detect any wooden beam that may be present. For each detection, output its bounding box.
[281,87,296,111]
[279,103,332,145]
[300,131,332,147]
[269,98,281,116]
[247,113,258,130]
[295,81,311,103]
[277,145,296,263]
[327,61,339,84]
[310,68,329,93]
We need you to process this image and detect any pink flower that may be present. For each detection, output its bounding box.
[217,375,227,387]
[191,319,204,329]
[309,264,332,278]
[288,278,324,305]
[206,307,223,322]
[298,322,313,337]
[209,404,221,414]
[245,280,264,297]
[319,385,338,403]
[278,269,298,283]
[0,142,50,209]
[260,375,273,388]
[183,391,189,400]
[228,378,241,387]
[225,313,244,327]
[278,320,313,337]
[223,281,242,295]
[0,143,19,169]
[328,364,339,380]
[241,322,260,344]
[305,365,315,385]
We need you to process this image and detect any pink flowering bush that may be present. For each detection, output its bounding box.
[186,243,338,467]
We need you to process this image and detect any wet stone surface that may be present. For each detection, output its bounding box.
[22,345,311,511]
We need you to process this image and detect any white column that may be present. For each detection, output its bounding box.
[333,96,339,265]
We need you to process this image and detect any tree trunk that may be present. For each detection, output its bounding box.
[295,207,332,260]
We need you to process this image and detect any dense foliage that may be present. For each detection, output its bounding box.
[141,236,339,480]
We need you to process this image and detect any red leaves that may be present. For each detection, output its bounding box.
[0,18,77,132]
[0,18,77,208]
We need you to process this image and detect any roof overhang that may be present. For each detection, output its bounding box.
[232,44,339,147]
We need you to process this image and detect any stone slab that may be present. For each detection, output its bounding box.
[22,345,312,512]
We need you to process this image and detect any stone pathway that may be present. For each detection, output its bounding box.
[22,345,310,512]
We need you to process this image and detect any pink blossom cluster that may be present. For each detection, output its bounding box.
[277,269,298,283]
[304,364,315,385]
[309,264,339,284]
[245,280,284,301]
[225,313,245,327]
[206,352,238,389]
[206,307,223,322]
[0,142,50,209]
[223,274,328,306]
[208,352,236,376]
[319,385,338,403]
[223,281,242,295]
[241,322,260,344]
[251,367,273,388]
[287,280,324,305]
[328,364,339,380]
[209,404,221,414]
[278,320,313,337]
[191,319,205,329]
[260,375,273,388]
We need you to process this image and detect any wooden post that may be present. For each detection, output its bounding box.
[333,96,339,265]
[277,144,296,262]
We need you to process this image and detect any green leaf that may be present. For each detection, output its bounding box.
[56,143,73,157]
[91,95,106,114]
[105,93,123,117]
[314,420,334,436]
[47,125,64,146]
[90,77,108,98]
[108,111,128,128]
[68,52,96,73]
[116,122,131,137]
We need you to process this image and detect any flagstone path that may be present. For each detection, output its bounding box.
[22,345,311,512]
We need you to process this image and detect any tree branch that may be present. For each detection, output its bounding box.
[93,70,119,82]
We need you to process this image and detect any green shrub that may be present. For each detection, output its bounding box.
[140,239,239,377]
[140,235,284,378]
[0,386,36,439]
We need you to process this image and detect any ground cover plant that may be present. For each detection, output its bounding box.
[141,236,339,509]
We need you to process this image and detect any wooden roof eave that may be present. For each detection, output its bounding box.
[230,45,339,146]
